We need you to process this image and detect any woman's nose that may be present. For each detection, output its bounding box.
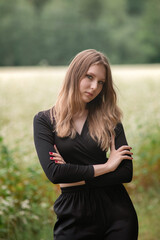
[91,80,97,90]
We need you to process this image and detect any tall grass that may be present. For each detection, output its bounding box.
[0,66,160,239]
[0,135,59,240]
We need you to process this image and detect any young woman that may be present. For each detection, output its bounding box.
[33,49,138,240]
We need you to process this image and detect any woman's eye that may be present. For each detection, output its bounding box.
[99,81,105,85]
[86,74,93,80]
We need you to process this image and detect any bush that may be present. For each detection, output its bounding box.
[0,136,59,240]
[134,125,160,189]
[126,124,160,194]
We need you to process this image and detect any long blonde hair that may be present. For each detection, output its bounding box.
[50,49,122,151]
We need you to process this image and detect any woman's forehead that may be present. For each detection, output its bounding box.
[87,64,106,80]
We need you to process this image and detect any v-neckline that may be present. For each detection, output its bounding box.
[75,116,88,137]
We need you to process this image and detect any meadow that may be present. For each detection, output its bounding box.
[0,65,160,240]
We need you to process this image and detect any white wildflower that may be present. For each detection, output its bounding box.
[19,211,25,216]
[0,210,4,215]
[21,199,30,209]
[1,199,10,207]
[40,202,48,208]
[31,215,39,220]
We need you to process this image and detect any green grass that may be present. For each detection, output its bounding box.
[132,187,160,240]
[0,65,160,239]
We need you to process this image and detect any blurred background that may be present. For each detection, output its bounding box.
[0,0,160,65]
[0,0,160,239]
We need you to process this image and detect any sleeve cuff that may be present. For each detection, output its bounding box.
[86,165,94,180]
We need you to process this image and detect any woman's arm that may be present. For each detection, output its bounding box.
[33,111,132,185]
[33,111,95,184]
[85,123,133,187]
[47,112,133,186]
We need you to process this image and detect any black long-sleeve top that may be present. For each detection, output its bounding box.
[33,109,133,187]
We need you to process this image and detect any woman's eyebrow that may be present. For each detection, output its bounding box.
[87,72,106,81]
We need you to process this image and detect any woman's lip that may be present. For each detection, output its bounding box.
[86,92,93,96]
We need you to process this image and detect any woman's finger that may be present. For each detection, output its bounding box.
[118,145,132,151]
[50,156,62,161]
[54,145,60,154]
[50,152,61,157]
[50,156,66,163]
[54,158,66,164]
[122,155,133,160]
[110,135,115,151]
[55,160,65,164]
[121,150,133,156]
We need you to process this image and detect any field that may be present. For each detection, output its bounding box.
[0,65,160,240]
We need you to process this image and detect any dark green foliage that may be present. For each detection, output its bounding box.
[134,125,160,190]
[126,0,144,15]
[78,0,103,21]
[0,0,159,66]
[28,0,51,11]
[0,136,59,240]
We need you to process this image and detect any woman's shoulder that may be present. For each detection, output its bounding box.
[34,109,50,119]
[114,122,124,137]
[33,108,55,127]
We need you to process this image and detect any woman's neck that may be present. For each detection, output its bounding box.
[73,108,88,118]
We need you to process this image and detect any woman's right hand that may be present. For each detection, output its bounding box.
[105,136,133,172]
[49,145,66,164]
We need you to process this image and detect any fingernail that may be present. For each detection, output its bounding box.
[55,160,58,163]
[50,157,53,160]
[49,152,53,155]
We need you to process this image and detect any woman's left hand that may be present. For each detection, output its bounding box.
[49,145,66,164]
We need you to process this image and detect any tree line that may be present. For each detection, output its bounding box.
[0,0,159,66]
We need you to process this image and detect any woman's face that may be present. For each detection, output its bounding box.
[79,64,106,104]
